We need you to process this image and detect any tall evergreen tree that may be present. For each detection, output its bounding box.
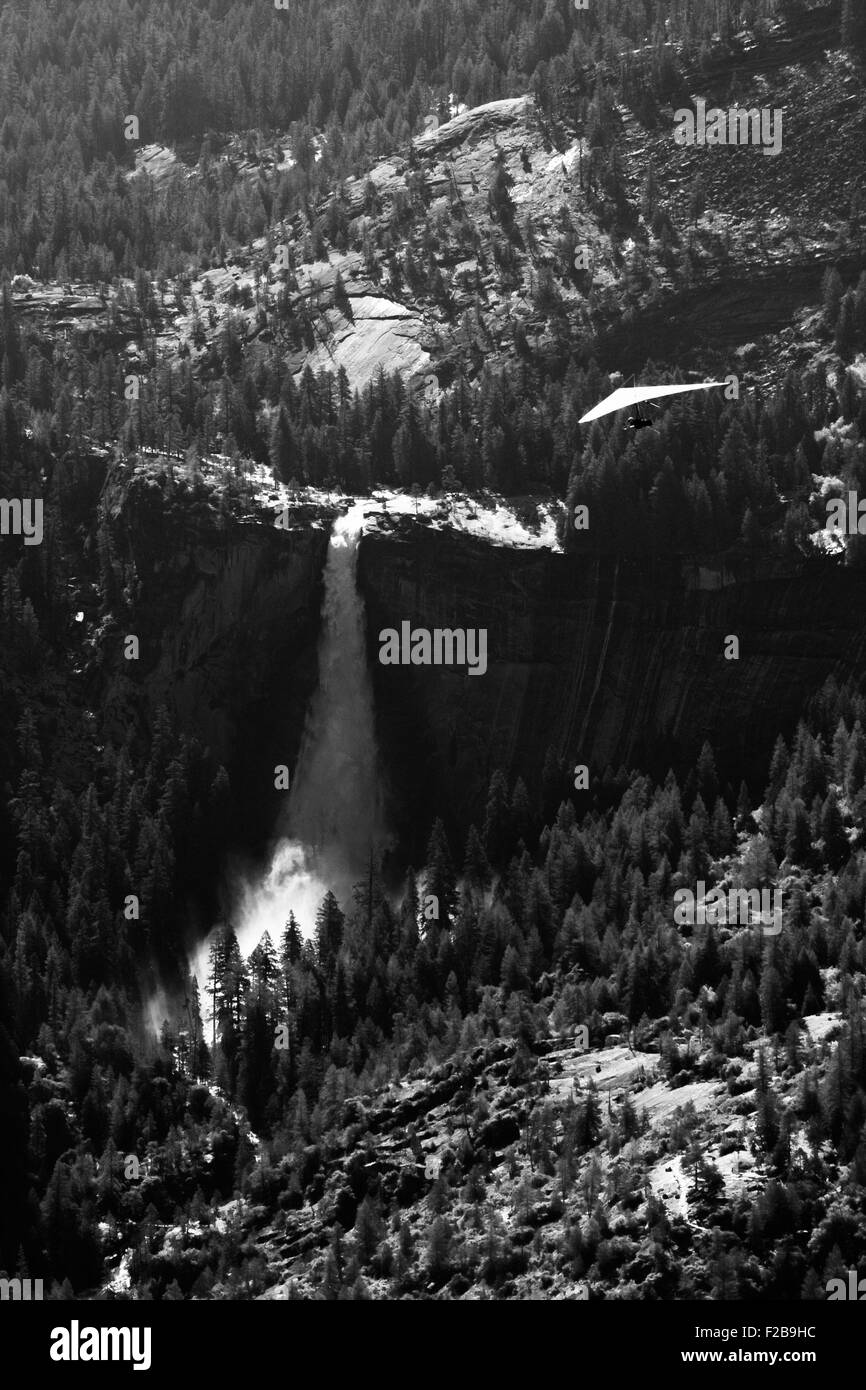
[315,891,344,971]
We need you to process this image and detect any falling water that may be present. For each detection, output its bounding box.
[233,501,389,954]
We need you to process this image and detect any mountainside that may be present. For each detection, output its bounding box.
[9,5,865,408]
[4,0,866,1326]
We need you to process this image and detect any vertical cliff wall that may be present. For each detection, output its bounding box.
[97,469,333,846]
[359,522,866,856]
[89,482,866,868]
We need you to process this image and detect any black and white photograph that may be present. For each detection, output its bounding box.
[0,0,865,1368]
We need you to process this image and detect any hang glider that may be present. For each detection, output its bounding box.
[579,381,727,425]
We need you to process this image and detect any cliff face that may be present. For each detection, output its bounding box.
[359,523,866,856]
[89,480,866,865]
[97,467,332,845]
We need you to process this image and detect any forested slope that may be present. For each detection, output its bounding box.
[2,0,866,1302]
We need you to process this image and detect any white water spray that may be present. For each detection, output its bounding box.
[233,501,389,954]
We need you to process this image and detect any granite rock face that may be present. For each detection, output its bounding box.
[97,466,332,844]
[359,523,866,853]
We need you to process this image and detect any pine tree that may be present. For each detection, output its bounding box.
[695,741,719,809]
[819,789,847,870]
[425,818,456,928]
[238,995,276,1132]
[183,977,208,1080]
[483,769,512,868]
[315,892,344,970]
[248,931,279,1006]
[268,404,292,478]
[784,797,811,864]
[822,267,845,330]
[766,735,789,800]
[575,1083,602,1150]
[353,1196,384,1266]
[333,270,352,318]
[834,290,857,360]
[333,960,353,1039]
[426,1216,454,1282]
[759,965,785,1037]
[207,924,248,1080]
[279,912,303,1009]
[710,797,734,856]
[463,824,491,890]
[510,776,533,851]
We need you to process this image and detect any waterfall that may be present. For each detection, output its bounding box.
[234,501,389,954]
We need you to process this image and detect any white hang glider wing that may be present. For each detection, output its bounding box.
[578,381,727,425]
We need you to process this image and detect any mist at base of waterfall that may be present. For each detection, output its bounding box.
[235,839,359,955]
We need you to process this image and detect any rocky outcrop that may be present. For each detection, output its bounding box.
[298,292,433,391]
[10,282,139,341]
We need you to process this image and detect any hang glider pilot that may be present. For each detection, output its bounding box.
[625,402,654,432]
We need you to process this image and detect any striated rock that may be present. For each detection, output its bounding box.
[300,295,432,390]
